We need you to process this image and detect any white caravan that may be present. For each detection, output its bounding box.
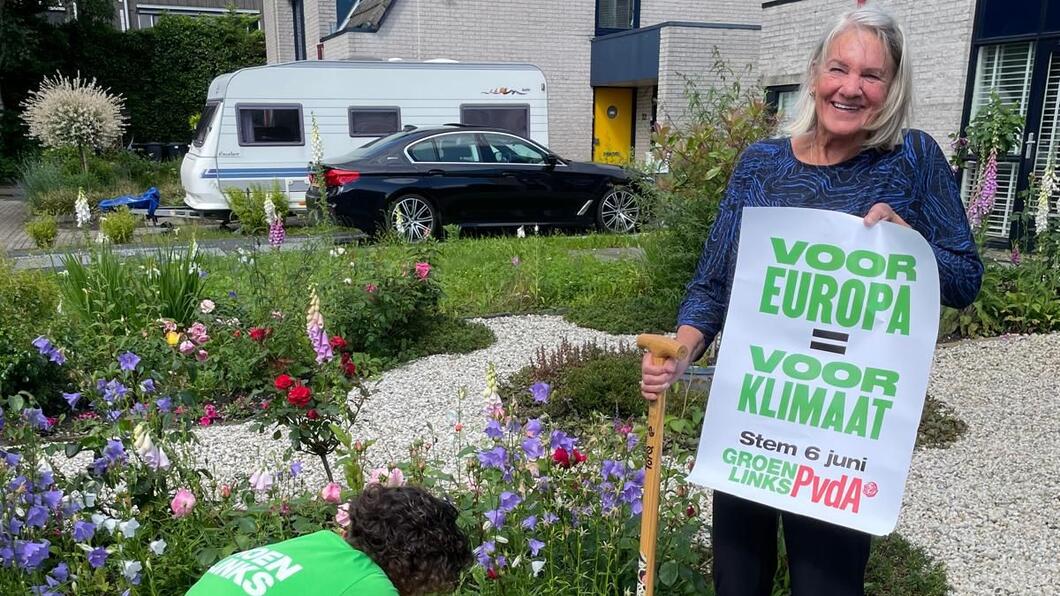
[181,60,549,213]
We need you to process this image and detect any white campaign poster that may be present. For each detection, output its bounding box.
[687,207,940,535]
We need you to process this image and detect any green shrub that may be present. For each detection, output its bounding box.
[941,258,1060,338]
[645,66,777,294]
[566,291,681,335]
[28,187,80,216]
[25,214,58,248]
[916,395,968,449]
[224,184,289,234]
[0,261,62,400]
[100,205,138,243]
[394,316,495,363]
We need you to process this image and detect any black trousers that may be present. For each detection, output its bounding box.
[712,491,872,596]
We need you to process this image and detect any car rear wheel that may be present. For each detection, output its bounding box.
[596,187,640,234]
[388,194,437,242]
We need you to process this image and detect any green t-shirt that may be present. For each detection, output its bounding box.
[186,530,398,596]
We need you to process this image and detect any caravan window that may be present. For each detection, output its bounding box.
[193,102,220,147]
[237,104,304,146]
[349,108,401,137]
[460,105,530,138]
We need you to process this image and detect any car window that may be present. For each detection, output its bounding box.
[482,133,547,165]
[408,133,481,163]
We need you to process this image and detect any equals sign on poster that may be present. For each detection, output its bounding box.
[810,329,849,355]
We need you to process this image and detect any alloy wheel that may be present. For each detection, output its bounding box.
[390,196,435,242]
[599,188,640,233]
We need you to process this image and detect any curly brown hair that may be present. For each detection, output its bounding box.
[345,484,472,595]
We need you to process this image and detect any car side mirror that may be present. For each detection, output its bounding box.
[544,154,558,168]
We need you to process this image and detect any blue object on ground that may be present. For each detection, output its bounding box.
[99,187,160,217]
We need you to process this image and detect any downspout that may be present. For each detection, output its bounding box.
[291,0,307,60]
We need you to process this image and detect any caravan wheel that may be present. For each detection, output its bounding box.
[388,195,437,242]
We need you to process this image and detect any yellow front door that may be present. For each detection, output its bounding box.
[592,87,634,164]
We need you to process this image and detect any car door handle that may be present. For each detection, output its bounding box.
[426,169,445,176]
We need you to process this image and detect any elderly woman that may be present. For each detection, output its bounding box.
[640,6,983,596]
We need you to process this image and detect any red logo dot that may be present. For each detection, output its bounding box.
[864,482,879,497]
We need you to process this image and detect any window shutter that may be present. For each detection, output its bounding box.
[1032,51,1060,227]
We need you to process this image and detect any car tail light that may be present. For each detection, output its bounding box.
[324,168,360,187]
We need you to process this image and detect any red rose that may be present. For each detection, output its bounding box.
[250,327,270,342]
[274,374,294,391]
[341,352,357,377]
[686,505,697,518]
[552,447,571,468]
[329,335,348,350]
[306,408,319,420]
[287,384,312,408]
[486,568,499,580]
[573,449,587,465]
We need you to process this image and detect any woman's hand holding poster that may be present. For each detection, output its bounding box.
[687,207,940,535]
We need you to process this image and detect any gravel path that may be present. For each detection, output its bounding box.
[897,333,1060,596]
[48,316,1060,594]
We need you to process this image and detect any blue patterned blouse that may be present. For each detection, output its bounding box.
[676,129,984,343]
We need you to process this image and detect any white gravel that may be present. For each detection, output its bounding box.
[896,333,1060,596]
[47,316,1060,594]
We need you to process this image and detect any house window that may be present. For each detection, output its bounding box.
[237,105,304,146]
[596,0,638,36]
[135,8,260,29]
[460,105,530,138]
[766,85,800,136]
[348,107,401,136]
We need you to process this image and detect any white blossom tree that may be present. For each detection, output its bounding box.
[20,73,127,174]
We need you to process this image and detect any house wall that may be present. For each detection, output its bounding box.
[641,0,760,27]
[634,85,655,161]
[657,25,760,129]
[263,0,297,63]
[758,0,977,154]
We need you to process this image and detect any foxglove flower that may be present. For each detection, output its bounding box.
[269,217,286,247]
[75,188,91,228]
[306,287,333,363]
[967,148,998,228]
[1037,150,1057,235]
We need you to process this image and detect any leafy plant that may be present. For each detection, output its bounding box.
[224,184,288,234]
[645,60,777,293]
[25,214,58,248]
[100,206,138,244]
[0,261,60,398]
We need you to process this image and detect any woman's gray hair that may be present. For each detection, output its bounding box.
[784,5,912,151]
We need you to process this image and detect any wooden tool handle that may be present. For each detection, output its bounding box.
[635,334,687,596]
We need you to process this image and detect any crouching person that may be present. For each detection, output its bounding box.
[186,484,472,595]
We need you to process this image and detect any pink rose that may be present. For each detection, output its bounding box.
[196,349,208,362]
[387,468,405,487]
[219,484,232,499]
[364,283,378,294]
[336,503,351,528]
[178,340,195,355]
[187,322,209,345]
[170,488,196,518]
[320,482,342,504]
[199,299,215,314]
[414,262,431,280]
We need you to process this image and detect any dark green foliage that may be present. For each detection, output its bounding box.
[394,316,495,363]
[76,13,265,143]
[916,395,968,449]
[864,534,950,596]
[565,291,680,335]
[941,259,1060,339]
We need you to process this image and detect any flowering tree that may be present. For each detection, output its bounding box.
[20,73,127,174]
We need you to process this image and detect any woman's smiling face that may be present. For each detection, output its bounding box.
[812,27,893,141]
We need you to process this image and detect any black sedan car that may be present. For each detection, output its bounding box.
[309,125,642,241]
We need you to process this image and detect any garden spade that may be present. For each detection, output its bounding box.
[635,334,688,596]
